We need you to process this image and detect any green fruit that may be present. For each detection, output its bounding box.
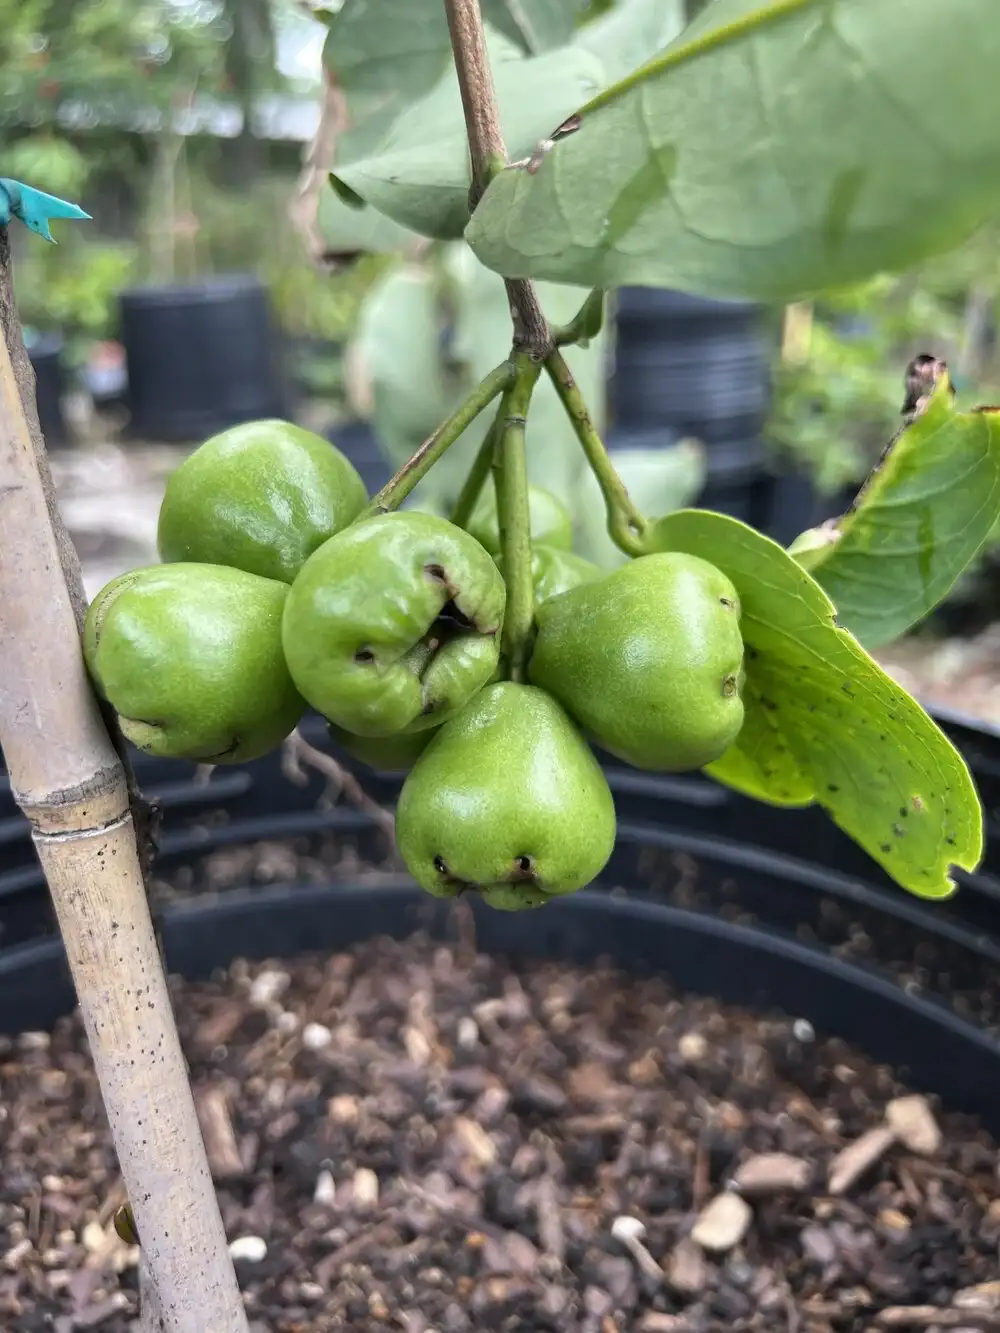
[496,545,602,605]
[528,553,745,772]
[282,511,505,738]
[157,420,368,584]
[83,564,305,763]
[468,483,573,556]
[395,682,616,910]
[327,722,436,772]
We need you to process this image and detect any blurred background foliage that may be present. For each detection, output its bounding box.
[3,0,1000,591]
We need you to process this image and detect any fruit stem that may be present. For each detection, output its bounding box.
[545,348,648,558]
[363,360,514,517]
[442,0,551,359]
[495,351,541,681]
[450,411,501,529]
[552,289,606,347]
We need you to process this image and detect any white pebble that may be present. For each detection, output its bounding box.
[792,1018,815,1042]
[457,1017,479,1049]
[302,1022,332,1050]
[678,1032,708,1063]
[313,1170,336,1206]
[275,1010,299,1035]
[249,970,289,1007]
[229,1236,267,1263]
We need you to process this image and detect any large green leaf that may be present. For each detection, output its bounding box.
[350,265,453,468]
[466,0,1000,300]
[574,0,686,86]
[648,509,983,899]
[797,380,1000,651]
[332,45,604,240]
[317,185,421,257]
[484,0,588,53]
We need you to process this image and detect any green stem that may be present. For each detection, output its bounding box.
[495,353,541,681]
[552,289,606,347]
[363,361,514,516]
[450,413,501,529]
[545,348,648,558]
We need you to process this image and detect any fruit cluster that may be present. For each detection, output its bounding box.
[84,421,745,911]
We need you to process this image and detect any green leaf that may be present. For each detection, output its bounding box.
[705,692,815,807]
[484,0,588,53]
[575,440,706,567]
[647,509,983,899]
[574,0,686,86]
[317,185,421,257]
[332,45,604,240]
[351,265,454,469]
[466,0,1000,300]
[800,379,1000,651]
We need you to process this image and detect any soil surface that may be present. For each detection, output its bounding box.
[2,932,998,1333]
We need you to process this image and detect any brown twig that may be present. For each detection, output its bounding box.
[281,727,396,844]
[442,0,551,358]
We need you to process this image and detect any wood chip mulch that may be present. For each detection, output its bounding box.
[1,933,999,1333]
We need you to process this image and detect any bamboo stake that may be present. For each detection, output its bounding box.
[0,247,248,1333]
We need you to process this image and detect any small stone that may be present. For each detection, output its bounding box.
[369,1289,391,1320]
[353,1167,379,1210]
[229,1236,267,1263]
[457,1017,479,1049]
[313,1170,336,1206]
[665,1238,708,1295]
[800,1224,837,1267]
[454,1116,497,1167]
[954,1280,1000,1312]
[792,1018,815,1042]
[877,1208,911,1239]
[730,1153,811,1196]
[299,1282,324,1302]
[302,1022,332,1051]
[690,1193,752,1253]
[885,1095,942,1156]
[249,969,289,1007]
[639,1315,693,1332]
[404,1026,432,1064]
[678,1032,708,1064]
[328,1094,360,1124]
[18,1031,51,1051]
[275,1010,299,1035]
[827,1125,897,1195]
[81,1221,107,1254]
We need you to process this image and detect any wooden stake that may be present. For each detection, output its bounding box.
[0,240,248,1333]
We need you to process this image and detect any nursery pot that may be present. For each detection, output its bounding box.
[609,287,773,445]
[327,417,392,497]
[3,708,1000,1130]
[25,330,69,449]
[119,274,287,442]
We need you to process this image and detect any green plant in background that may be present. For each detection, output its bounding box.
[82,0,1000,924]
[768,234,1000,497]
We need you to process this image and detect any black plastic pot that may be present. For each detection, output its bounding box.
[119,275,287,442]
[609,288,772,445]
[609,427,775,532]
[328,418,392,497]
[3,706,1000,1129]
[25,332,69,449]
[766,471,858,548]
